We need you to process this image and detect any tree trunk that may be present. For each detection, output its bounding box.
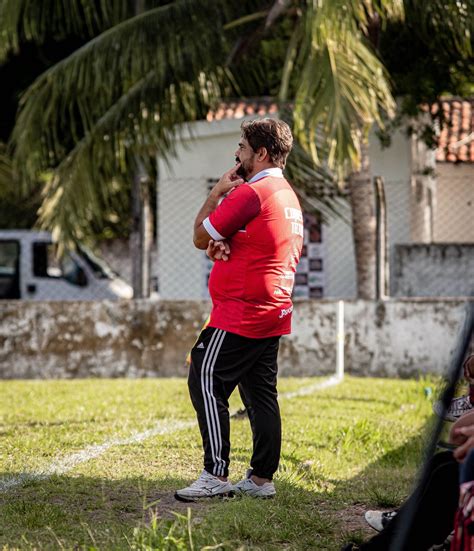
[131,159,152,298]
[348,140,377,299]
[130,0,152,299]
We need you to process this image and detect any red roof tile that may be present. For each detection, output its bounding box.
[206,98,279,122]
[209,97,474,163]
[432,98,474,163]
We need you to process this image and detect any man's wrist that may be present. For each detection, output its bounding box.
[210,187,223,201]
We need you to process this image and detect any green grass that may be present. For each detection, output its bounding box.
[0,376,439,550]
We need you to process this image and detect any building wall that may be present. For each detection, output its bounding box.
[98,239,159,290]
[0,299,470,379]
[409,134,437,243]
[393,243,474,297]
[157,120,243,299]
[156,120,416,299]
[434,164,474,243]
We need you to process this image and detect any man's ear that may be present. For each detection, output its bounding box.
[256,146,269,162]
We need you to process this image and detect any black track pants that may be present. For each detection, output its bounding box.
[188,327,281,479]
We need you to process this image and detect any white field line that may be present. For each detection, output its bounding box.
[0,376,343,493]
[0,419,195,492]
[280,374,343,399]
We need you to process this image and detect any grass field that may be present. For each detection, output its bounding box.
[0,376,439,550]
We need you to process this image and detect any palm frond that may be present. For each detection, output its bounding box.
[11,0,232,187]
[286,140,348,223]
[223,10,269,31]
[0,0,131,61]
[0,147,13,189]
[404,0,472,58]
[278,20,303,102]
[35,69,223,247]
[349,0,404,29]
[292,1,396,173]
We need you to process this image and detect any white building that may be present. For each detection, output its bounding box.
[156,98,473,299]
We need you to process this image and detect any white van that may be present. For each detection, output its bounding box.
[0,230,133,300]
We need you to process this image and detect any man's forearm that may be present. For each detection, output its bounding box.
[193,164,244,249]
[194,189,221,233]
[193,190,221,249]
[193,163,244,250]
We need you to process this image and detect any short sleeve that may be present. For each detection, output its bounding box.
[204,185,261,239]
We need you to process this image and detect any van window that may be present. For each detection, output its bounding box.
[33,242,62,278]
[0,240,20,299]
[32,242,87,286]
[78,246,116,279]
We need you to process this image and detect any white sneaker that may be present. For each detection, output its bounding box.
[233,474,276,498]
[364,510,397,531]
[174,470,233,502]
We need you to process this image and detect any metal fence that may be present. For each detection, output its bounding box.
[0,171,472,301]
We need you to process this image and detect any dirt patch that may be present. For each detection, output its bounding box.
[143,490,218,522]
[334,503,377,538]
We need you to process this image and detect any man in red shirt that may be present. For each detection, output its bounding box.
[175,118,303,502]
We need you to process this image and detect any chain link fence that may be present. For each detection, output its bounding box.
[0,170,472,301]
[150,173,473,300]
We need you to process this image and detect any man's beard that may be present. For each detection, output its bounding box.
[235,156,254,181]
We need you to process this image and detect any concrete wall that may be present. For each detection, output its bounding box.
[393,243,474,297]
[0,299,471,379]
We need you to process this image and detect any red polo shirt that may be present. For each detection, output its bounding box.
[203,171,303,338]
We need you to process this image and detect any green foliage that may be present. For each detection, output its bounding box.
[383,0,473,104]
[0,145,41,229]
[0,0,472,247]
[293,2,395,172]
[9,1,233,246]
[0,0,131,61]
[403,0,472,59]
[0,0,395,246]
[375,0,474,148]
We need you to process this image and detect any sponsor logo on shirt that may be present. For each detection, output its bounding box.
[284,207,303,237]
[279,305,293,319]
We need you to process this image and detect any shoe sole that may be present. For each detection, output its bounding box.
[174,491,234,503]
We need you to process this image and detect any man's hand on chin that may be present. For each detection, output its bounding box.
[211,164,244,199]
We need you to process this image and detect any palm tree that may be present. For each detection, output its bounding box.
[2,0,233,296]
[0,0,471,298]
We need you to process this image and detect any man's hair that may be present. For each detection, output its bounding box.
[240,118,293,169]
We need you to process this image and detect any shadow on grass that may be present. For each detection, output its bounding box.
[0,472,212,549]
[0,422,434,550]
